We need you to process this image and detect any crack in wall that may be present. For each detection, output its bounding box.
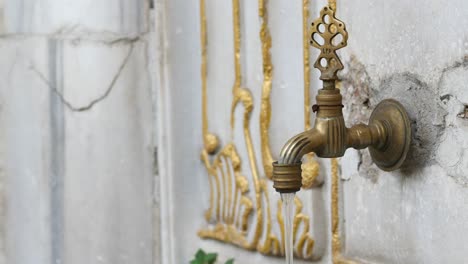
[437,56,468,91]
[0,32,145,46]
[29,43,134,112]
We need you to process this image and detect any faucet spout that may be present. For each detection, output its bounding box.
[272,88,346,193]
[272,129,324,193]
[279,129,323,165]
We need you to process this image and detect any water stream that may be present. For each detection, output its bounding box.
[281,193,296,264]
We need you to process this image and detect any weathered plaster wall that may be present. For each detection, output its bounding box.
[338,1,468,263]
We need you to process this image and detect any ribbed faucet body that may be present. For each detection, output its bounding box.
[273,84,389,193]
[278,87,347,164]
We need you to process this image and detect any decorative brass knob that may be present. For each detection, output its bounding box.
[310,6,348,81]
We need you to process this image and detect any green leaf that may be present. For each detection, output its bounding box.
[190,260,200,264]
[225,259,234,264]
[204,253,218,264]
[195,249,206,260]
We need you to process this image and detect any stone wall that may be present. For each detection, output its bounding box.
[339,0,468,262]
[0,1,159,263]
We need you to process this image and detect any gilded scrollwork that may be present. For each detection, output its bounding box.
[301,153,320,188]
[198,0,326,260]
[198,144,253,248]
[200,0,219,154]
[199,0,268,252]
[303,0,312,131]
[258,0,274,181]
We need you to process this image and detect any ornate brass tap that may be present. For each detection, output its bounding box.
[272,6,412,193]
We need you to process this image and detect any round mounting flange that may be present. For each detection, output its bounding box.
[368,99,412,171]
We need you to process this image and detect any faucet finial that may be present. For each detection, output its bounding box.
[310,6,348,82]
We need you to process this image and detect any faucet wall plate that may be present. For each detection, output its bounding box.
[369,99,412,171]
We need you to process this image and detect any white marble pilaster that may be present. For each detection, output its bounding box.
[0,1,154,264]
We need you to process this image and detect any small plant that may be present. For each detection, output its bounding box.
[190,249,234,264]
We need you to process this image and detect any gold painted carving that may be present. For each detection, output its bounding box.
[331,158,341,261]
[199,144,253,248]
[301,153,320,188]
[198,0,318,259]
[200,0,219,154]
[303,0,312,131]
[199,0,272,253]
[259,0,274,180]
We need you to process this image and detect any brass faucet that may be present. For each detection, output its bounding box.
[272,6,412,193]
